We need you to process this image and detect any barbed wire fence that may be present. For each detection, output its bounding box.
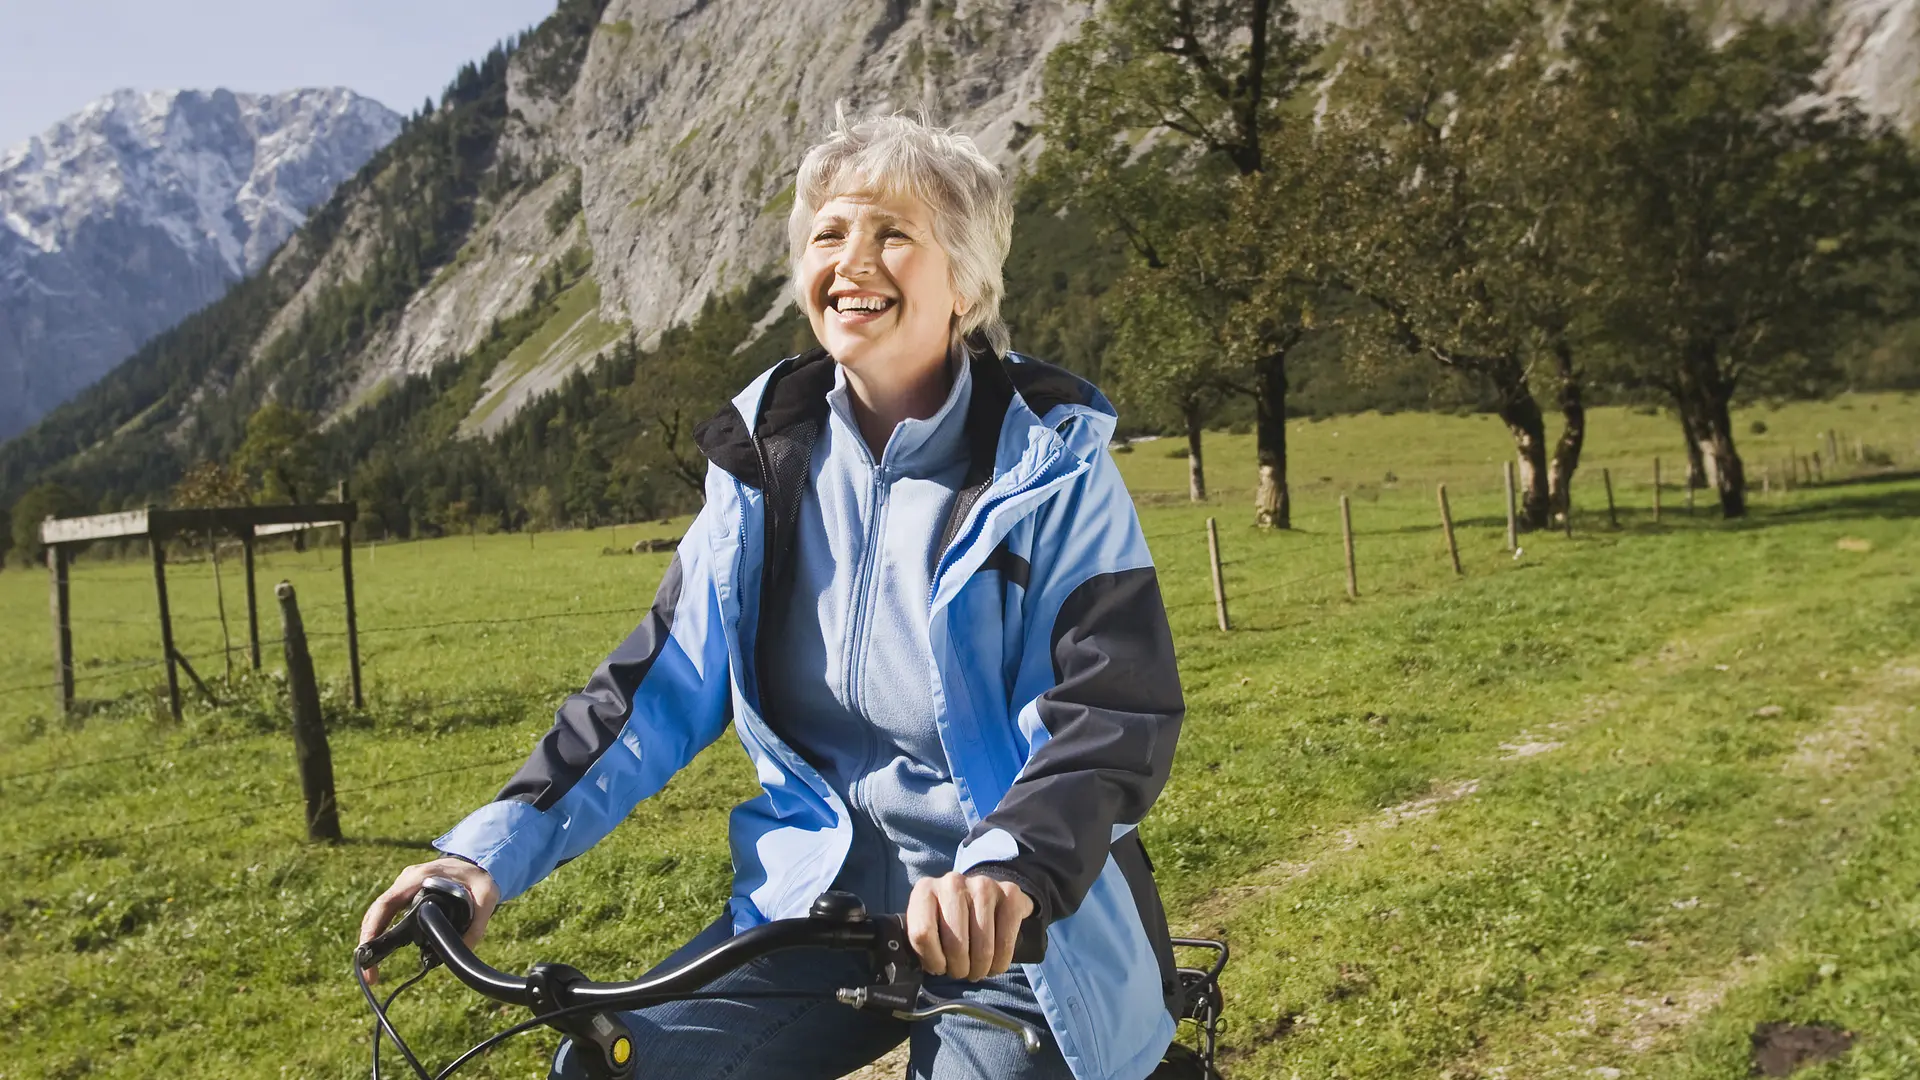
[3,426,1908,860]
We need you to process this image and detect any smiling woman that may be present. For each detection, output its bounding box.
[359,111,1189,1080]
[789,111,1015,455]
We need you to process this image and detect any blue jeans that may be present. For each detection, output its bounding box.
[549,915,1074,1080]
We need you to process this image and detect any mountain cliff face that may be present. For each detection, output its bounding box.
[178,0,1920,438]
[269,0,1093,436]
[2,0,1914,505]
[0,88,400,440]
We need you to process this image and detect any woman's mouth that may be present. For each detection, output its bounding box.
[829,294,896,324]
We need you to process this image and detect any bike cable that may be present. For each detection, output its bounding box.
[358,961,435,1080]
[358,971,837,1080]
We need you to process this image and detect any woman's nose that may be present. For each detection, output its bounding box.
[837,233,881,279]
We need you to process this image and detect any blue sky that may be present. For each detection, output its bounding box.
[0,0,563,150]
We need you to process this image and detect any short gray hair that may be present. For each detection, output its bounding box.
[789,109,1014,357]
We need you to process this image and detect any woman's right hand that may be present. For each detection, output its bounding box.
[357,856,501,983]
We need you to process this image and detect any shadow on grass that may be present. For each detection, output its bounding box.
[339,836,440,851]
[1736,470,1920,528]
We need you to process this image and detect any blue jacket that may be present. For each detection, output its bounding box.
[435,349,1187,1080]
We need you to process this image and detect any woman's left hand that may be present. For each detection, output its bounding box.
[906,871,1036,980]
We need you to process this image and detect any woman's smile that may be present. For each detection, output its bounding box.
[826,289,898,324]
[801,191,963,376]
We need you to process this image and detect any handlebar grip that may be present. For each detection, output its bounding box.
[354,876,476,972]
[354,917,414,972]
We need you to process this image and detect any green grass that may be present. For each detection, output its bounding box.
[1,394,1917,1078]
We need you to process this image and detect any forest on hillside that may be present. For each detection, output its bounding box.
[4,0,1918,561]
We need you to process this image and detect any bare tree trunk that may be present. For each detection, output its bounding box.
[1488,355,1551,530]
[1184,401,1207,502]
[1546,340,1585,524]
[1701,396,1746,518]
[1253,352,1290,529]
[1677,406,1709,491]
[1678,342,1746,518]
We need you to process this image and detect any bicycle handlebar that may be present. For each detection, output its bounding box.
[355,878,1046,1078]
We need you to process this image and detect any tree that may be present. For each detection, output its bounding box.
[1033,0,1321,527]
[233,403,326,506]
[432,499,475,542]
[562,445,612,526]
[10,483,85,566]
[171,461,252,509]
[1105,268,1232,501]
[0,506,11,568]
[1331,0,1597,530]
[1565,0,1920,517]
[524,485,561,533]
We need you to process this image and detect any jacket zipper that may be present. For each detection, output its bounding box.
[844,465,889,718]
[927,438,1068,610]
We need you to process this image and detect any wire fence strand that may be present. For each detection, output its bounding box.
[2,754,526,862]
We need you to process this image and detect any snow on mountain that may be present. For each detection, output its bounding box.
[0,87,401,441]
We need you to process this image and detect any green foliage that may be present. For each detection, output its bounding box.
[1033,0,1326,524]
[233,404,325,505]
[1559,0,1920,514]
[9,482,84,565]
[168,461,251,509]
[999,190,1130,388]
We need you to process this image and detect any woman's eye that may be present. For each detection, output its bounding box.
[812,231,842,243]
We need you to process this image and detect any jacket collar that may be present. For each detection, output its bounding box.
[692,346,1113,492]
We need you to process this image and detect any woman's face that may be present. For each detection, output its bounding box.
[800,189,967,378]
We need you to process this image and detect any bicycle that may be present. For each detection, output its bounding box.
[353,877,1230,1079]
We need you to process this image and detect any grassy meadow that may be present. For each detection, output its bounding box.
[2,392,1918,1078]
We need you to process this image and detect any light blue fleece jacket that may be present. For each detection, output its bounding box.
[760,356,975,916]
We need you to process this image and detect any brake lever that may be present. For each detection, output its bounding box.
[354,876,476,973]
[837,986,1044,1055]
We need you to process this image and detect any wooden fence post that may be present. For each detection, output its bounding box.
[1341,495,1359,600]
[339,483,364,711]
[1437,484,1462,576]
[48,543,73,716]
[242,528,260,670]
[1652,458,1662,523]
[1812,453,1824,483]
[276,581,342,842]
[151,530,182,722]
[1503,461,1517,551]
[1826,429,1839,466]
[1206,518,1230,632]
[1603,468,1618,528]
[209,528,232,683]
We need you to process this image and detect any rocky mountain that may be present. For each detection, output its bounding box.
[1,0,1914,511]
[0,87,401,440]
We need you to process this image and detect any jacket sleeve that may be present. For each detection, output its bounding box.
[433,504,733,902]
[953,446,1184,926]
